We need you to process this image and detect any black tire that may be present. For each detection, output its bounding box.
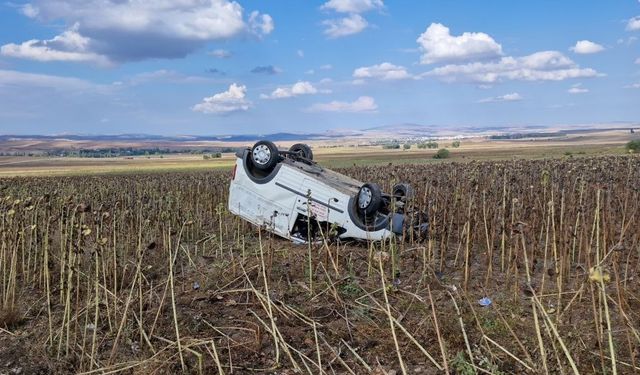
[392,183,415,201]
[289,143,313,160]
[357,183,383,216]
[250,140,279,171]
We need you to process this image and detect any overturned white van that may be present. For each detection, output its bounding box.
[228,140,426,243]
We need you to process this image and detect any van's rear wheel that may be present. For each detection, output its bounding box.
[251,140,279,170]
[358,183,382,216]
[392,183,414,201]
[289,143,313,160]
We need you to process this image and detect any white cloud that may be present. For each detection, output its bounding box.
[0,69,94,90]
[568,84,589,94]
[570,40,605,54]
[320,0,383,13]
[32,0,247,39]
[635,57,640,64]
[624,83,640,89]
[619,36,638,45]
[261,81,329,99]
[567,87,588,94]
[308,96,377,112]
[6,1,273,62]
[320,64,333,70]
[297,49,304,58]
[353,62,412,80]
[20,4,39,18]
[627,16,640,31]
[323,14,368,38]
[209,49,231,59]
[1,24,109,65]
[417,23,503,64]
[425,51,600,83]
[125,70,217,86]
[478,92,522,103]
[249,11,274,36]
[192,83,251,114]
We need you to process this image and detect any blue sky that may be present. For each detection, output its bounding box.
[0,0,639,135]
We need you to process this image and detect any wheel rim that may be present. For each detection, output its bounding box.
[358,187,372,209]
[252,145,271,165]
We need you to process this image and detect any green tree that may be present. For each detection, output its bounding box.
[383,143,401,149]
[626,140,640,153]
[452,140,461,148]
[433,148,450,159]
[403,143,411,150]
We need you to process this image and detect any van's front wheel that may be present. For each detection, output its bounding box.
[251,140,279,170]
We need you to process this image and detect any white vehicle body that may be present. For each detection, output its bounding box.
[228,148,400,242]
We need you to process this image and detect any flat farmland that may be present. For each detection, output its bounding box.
[0,129,634,176]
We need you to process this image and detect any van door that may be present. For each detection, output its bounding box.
[297,178,337,222]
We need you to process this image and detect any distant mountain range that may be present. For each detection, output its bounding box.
[0,131,359,143]
[0,121,637,146]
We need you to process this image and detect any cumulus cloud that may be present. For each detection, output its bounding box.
[425,51,600,83]
[570,40,605,54]
[320,0,383,13]
[192,83,251,114]
[417,23,503,64]
[209,49,232,59]
[323,14,368,38]
[624,83,640,89]
[308,96,377,112]
[248,11,274,35]
[320,0,381,38]
[478,92,522,103]
[4,0,273,63]
[251,65,282,75]
[1,24,109,65]
[261,81,329,99]
[627,16,640,31]
[353,62,412,80]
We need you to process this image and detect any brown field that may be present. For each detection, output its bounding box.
[1,146,640,374]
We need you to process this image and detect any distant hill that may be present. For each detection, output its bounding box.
[1,122,637,155]
[0,131,362,143]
